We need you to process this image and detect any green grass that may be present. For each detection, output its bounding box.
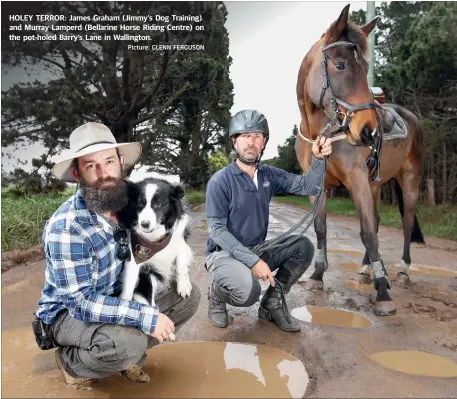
[2,189,455,252]
[2,191,76,251]
[185,191,206,207]
[1,189,208,252]
[274,196,457,241]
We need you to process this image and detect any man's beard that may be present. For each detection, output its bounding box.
[80,171,128,214]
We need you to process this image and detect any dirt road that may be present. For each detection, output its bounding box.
[2,201,457,398]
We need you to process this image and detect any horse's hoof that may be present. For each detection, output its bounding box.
[358,274,372,285]
[373,300,397,316]
[304,279,324,291]
[396,272,410,284]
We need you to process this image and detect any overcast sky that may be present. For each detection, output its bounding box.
[1,1,369,174]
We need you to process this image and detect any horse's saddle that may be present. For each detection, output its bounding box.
[379,106,408,141]
[370,87,408,140]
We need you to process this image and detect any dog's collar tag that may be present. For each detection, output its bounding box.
[131,232,172,263]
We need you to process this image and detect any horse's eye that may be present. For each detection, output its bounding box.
[335,62,346,71]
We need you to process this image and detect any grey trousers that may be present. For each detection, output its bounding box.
[206,235,315,307]
[50,282,201,379]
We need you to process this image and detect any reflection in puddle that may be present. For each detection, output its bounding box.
[370,351,457,377]
[328,249,364,257]
[344,280,375,292]
[291,305,371,328]
[2,328,309,398]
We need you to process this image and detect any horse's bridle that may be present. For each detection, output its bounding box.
[317,40,383,182]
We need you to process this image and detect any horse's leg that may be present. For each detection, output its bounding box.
[304,192,328,291]
[351,173,396,316]
[394,170,423,284]
[358,185,380,284]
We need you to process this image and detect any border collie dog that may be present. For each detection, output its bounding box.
[117,175,193,309]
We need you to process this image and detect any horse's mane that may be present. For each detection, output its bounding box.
[321,21,368,55]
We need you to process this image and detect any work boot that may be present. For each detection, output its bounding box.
[55,348,96,391]
[258,259,306,332]
[119,365,150,383]
[258,283,301,332]
[208,283,228,328]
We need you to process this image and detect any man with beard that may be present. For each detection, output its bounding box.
[205,110,332,332]
[33,123,200,391]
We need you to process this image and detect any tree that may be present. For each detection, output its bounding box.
[350,2,457,204]
[264,125,302,173]
[1,1,232,186]
[143,3,234,189]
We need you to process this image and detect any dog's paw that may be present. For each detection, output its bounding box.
[177,276,192,298]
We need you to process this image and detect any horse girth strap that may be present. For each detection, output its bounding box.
[131,232,172,263]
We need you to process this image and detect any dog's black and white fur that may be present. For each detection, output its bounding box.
[117,174,193,308]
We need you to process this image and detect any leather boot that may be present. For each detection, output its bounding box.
[258,260,306,332]
[208,283,228,328]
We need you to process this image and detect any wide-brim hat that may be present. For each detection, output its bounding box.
[52,122,142,182]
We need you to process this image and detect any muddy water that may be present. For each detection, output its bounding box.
[370,351,457,378]
[339,263,398,281]
[328,249,364,257]
[344,280,375,292]
[339,261,457,278]
[291,305,372,328]
[2,328,309,398]
[408,264,457,277]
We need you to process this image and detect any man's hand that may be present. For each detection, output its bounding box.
[251,259,275,287]
[151,313,175,344]
[312,136,332,159]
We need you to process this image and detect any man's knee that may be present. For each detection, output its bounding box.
[90,325,147,370]
[215,273,261,307]
[292,235,315,265]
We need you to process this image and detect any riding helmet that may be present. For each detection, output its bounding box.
[229,109,269,142]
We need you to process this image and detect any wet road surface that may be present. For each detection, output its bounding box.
[2,200,457,397]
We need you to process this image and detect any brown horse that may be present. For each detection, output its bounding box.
[295,4,425,316]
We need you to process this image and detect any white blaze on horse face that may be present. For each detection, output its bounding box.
[138,183,158,233]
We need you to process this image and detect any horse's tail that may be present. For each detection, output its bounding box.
[393,179,425,244]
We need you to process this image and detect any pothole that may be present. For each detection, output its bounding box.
[408,264,457,277]
[328,249,364,257]
[291,305,371,328]
[344,280,375,292]
[370,350,457,377]
[2,328,309,398]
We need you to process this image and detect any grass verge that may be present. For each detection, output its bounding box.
[274,196,457,241]
[2,189,207,252]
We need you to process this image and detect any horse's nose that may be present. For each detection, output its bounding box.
[361,123,375,146]
[141,220,150,229]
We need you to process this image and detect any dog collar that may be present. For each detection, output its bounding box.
[131,232,172,263]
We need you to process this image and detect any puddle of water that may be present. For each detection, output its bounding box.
[370,351,457,378]
[339,263,398,281]
[328,249,364,257]
[344,262,457,278]
[2,328,308,398]
[344,280,375,292]
[291,305,371,328]
[408,264,457,277]
[196,220,208,231]
[339,262,361,271]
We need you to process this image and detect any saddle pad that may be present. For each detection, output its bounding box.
[380,107,408,141]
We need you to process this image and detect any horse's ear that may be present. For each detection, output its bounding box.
[361,17,379,37]
[324,4,350,43]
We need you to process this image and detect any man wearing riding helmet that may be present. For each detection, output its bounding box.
[204,109,332,332]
